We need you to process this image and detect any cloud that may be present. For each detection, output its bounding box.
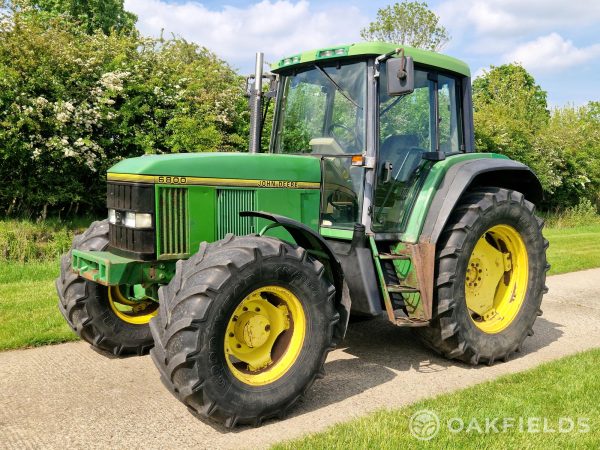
[503,33,600,72]
[437,0,600,38]
[125,0,368,71]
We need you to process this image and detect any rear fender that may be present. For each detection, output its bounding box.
[414,158,543,321]
[419,158,543,245]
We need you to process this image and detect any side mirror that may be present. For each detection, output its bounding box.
[387,56,414,96]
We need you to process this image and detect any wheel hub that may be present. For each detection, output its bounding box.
[224,286,306,386]
[235,312,271,348]
[466,258,482,289]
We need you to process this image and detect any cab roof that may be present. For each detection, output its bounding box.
[271,41,470,77]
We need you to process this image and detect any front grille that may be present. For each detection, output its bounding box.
[107,182,155,259]
[107,182,154,212]
[158,187,189,257]
[217,189,256,239]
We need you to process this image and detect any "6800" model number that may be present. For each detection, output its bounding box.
[157,176,187,184]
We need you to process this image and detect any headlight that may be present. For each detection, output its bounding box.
[123,211,152,229]
[134,212,153,229]
[108,209,117,224]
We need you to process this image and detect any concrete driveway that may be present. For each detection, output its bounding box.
[1,268,599,449]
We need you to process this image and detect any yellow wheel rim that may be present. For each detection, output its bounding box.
[224,286,306,386]
[465,224,529,334]
[108,285,158,325]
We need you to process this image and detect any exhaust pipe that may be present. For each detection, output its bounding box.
[248,52,264,153]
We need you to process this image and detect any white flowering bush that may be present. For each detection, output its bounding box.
[0,5,248,217]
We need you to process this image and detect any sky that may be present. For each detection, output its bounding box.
[124,0,600,107]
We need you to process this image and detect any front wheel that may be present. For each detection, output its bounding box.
[56,220,157,356]
[416,188,549,365]
[150,235,338,427]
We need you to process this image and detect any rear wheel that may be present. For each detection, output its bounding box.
[150,235,338,427]
[56,220,156,356]
[416,188,549,364]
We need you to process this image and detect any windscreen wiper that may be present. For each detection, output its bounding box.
[314,65,362,110]
[380,94,408,117]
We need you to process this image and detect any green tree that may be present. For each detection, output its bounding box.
[29,0,136,34]
[360,1,450,51]
[534,103,600,209]
[473,64,600,210]
[472,64,556,192]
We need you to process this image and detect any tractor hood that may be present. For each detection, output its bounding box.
[107,152,322,188]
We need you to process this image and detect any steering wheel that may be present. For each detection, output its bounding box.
[327,123,360,151]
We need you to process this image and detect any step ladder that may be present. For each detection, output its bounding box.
[369,237,430,328]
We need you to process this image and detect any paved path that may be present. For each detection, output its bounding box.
[1,269,600,449]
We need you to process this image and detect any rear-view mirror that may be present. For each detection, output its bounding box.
[387,56,414,96]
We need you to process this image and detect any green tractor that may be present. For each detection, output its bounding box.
[57,42,548,427]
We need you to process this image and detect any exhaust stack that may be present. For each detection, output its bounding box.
[248,52,264,153]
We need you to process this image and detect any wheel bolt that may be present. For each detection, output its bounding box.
[229,332,234,337]
[265,324,271,331]
[236,343,241,349]
[255,307,260,312]
[243,306,248,311]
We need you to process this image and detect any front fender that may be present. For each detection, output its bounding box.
[240,211,350,340]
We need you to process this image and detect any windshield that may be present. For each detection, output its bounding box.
[273,61,367,155]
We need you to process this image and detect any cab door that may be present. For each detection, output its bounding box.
[372,64,464,233]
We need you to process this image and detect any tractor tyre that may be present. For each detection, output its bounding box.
[150,234,338,427]
[56,220,156,356]
[416,188,549,365]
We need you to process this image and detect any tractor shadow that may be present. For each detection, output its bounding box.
[208,315,563,433]
[289,315,563,417]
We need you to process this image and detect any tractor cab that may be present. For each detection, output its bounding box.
[267,42,473,238]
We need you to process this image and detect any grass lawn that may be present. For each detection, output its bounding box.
[545,224,600,275]
[274,348,600,449]
[0,224,598,351]
[0,260,77,351]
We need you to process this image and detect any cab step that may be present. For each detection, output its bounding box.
[393,316,429,327]
[386,284,420,294]
[378,253,410,261]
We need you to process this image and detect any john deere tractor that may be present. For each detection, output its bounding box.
[57,42,548,427]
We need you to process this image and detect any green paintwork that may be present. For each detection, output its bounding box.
[272,41,470,77]
[400,153,509,243]
[153,184,320,260]
[108,152,321,183]
[319,227,354,240]
[72,249,175,286]
[155,185,216,259]
[156,186,189,258]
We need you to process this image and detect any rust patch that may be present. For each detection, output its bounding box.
[407,242,435,320]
